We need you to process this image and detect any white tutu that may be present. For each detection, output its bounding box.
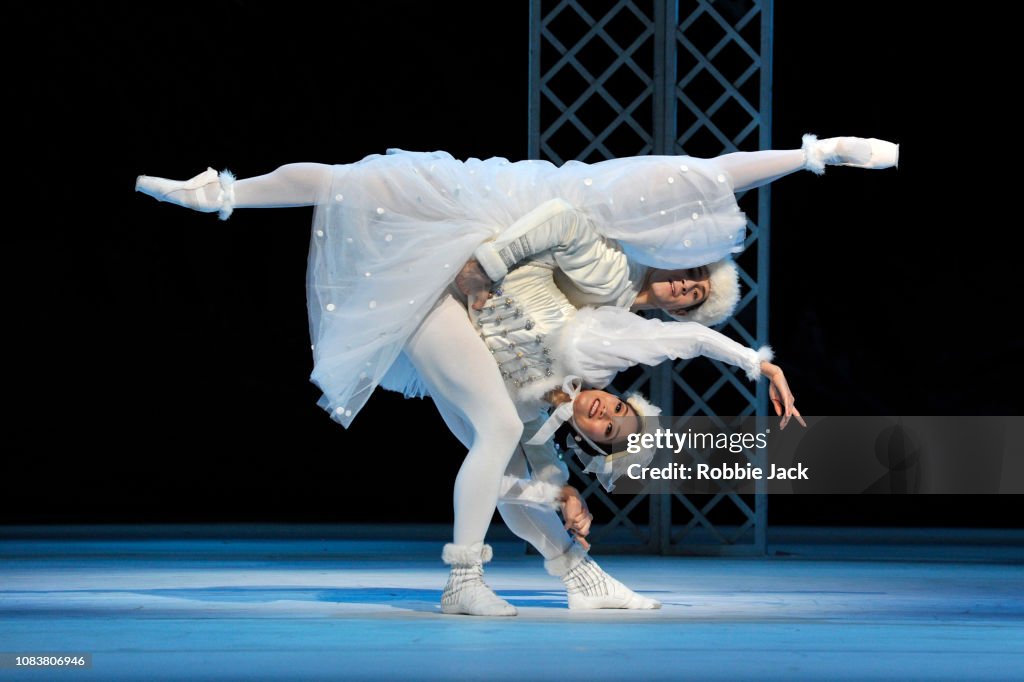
[306,149,747,427]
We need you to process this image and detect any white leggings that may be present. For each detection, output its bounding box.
[430,357,573,559]
[713,149,806,192]
[403,294,524,546]
[497,448,574,560]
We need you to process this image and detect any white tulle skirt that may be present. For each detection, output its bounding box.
[306,149,747,427]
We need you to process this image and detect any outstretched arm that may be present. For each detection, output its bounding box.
[563,306,804,428]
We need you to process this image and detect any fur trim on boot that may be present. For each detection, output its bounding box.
[441,542,493,565]
[440,543,516,616]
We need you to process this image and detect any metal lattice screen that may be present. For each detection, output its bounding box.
[529,0,773,554]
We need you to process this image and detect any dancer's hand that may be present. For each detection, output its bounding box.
[455,259,493,311]
[560,485,593,549]
[760,361,807,430]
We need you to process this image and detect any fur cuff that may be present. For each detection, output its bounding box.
[745,345,775,381]
[513,368,565,408]
[544,543,587,577]
[217,169,236,221]
[498,475,563,510]
[442,542,493,565]
[801,134,828,176]
[473,242,508,282]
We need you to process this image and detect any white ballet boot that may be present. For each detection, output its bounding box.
[135,167,237,220]
[802,134,899,175]
[545,544,661,610]
[440,543,517,616]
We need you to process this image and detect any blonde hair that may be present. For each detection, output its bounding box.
[544,387,573,408]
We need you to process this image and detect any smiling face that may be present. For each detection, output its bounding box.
[644,266,711,316]
[572,389,640,447]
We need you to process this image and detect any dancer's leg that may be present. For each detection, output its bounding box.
[435,407,575,559]
[496,449,574,560]
[497,466,661,610]
[136,163,334,216]
[497,503,576,558]
[407,295,524,616]
[433,395,576,560]
[713,136,898,192]
[404,294,523,547]
[229,163,333,207]
[713,149,807,192]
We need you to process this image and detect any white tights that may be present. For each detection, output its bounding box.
[497,453,574,560]
[234,163,331,205]
[712,149,807,193]
[404,294,524,546]
[190,162,334,208]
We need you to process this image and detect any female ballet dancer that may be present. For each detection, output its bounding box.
[135,135,896,614]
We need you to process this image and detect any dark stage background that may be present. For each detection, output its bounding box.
[5,2,1021,527]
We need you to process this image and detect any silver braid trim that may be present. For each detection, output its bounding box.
[497,235,532,271]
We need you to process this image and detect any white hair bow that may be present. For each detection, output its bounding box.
[525,375,582,446]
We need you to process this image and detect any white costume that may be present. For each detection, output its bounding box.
[135,135,897,615]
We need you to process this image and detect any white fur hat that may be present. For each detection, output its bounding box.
[668,258,740,327]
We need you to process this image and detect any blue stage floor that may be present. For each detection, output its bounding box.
[1,525,1022,681]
